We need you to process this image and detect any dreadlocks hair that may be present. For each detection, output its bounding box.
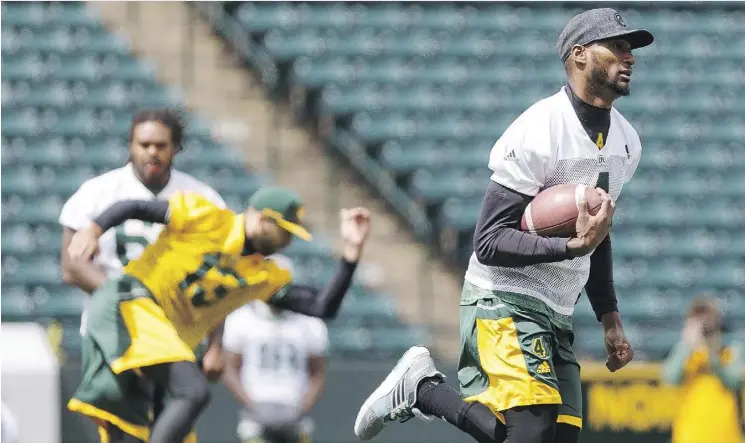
[128,108,187,152]
[687,296,720,320]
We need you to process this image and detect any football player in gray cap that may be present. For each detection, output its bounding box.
[353,8,653,443]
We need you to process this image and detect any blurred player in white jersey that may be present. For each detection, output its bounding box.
[58,108,226,443]
[223,256,328,443]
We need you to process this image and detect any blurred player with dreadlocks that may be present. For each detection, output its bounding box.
[59,108,226,443]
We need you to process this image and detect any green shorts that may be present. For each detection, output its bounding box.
[67,276,198,442]
[458,282,583,429]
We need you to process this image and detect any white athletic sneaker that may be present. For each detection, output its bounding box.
[353,346,445,440]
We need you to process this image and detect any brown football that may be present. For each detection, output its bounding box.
[520,184,604,236]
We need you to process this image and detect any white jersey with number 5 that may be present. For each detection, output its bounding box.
[465,86,642,317]
[58,162,226,333]
[223,300,329,408]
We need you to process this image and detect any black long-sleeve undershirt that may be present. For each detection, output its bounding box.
[473,181,570,267]
[93,199,169,231]
[584,235,617,320]
[473,180,617,320]
[268,258,357,319]
[92,199,356,321]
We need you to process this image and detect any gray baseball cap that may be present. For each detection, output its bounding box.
[557,8,654,62]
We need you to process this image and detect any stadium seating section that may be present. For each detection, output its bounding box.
[1,1,429,360]
[3,2,744,361]
[227,2,745,360]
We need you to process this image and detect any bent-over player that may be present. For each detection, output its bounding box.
[59,108,225,443]
[354,8,653,443]
[65,187,371,443]
[222,294,328,443]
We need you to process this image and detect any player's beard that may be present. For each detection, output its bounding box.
[251,236,278,256]
[133,156,172,189]
[589,63,631,98]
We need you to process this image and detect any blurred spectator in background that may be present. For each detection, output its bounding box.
[223,256,328,443]
[662,296,744,443]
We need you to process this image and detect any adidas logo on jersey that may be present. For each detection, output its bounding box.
[504,149,519,162]
[536,361,551,374]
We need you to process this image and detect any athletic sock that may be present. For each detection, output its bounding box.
[415,378,462,422]
[416,378,506,443]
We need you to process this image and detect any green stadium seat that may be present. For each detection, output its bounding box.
[409,169,486,202]
[327,327,368,354]
[1,225,61,257]
[57,58,156,82]
[0,54,45,81]
[0,291,35,320]
[177,144,246,170]
[290,255,336,275]
[639,329,686,360]
[372,327,431,353]
[0,52,129,76]
[284,240,333,257]
[350,111,513,142]
[439,198,481,232]
[379,140,487,173]
[2,257,61,286]
[328,325,430,357]
[572,297,597,324]
[2,1,98,27]
[236,3,303,32]
[1,168,42,195]
[82,149,130,170]
[1,225,37,256]
[35,291,85,318]
[3,191,67,223]
[1,3,46,27]
[338,294,397,319]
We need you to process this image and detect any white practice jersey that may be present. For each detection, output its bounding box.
[223,300,329,408]
[465,86,642,317]
[58,163,226,332]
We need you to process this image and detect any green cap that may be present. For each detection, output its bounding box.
[248,186,312,241]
